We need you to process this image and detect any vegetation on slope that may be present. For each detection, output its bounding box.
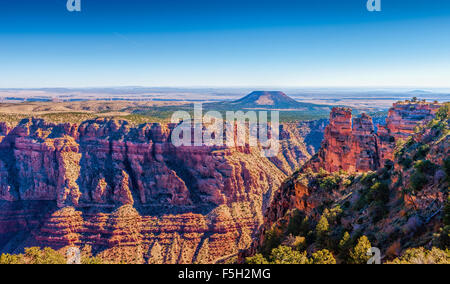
[0,247,103,264]
[247,103,450,264]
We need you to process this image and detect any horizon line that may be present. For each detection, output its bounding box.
[1,86,450,91]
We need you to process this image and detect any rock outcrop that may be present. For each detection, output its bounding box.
[378,101,441,164]
[305,101,442,173]
[305,108,380,173]
[243,102,449,263]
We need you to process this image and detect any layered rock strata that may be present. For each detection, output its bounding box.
[305,102,441,173]
[0,117,315,263]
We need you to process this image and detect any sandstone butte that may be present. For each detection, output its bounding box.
[304,101,442,173]
[0,117,325,264]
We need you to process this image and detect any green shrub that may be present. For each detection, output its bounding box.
[368,182,390,204]
[439,197,450,248]
[286,210,309,236]
[338,232,352,261]
[414,160,437,175]
[360,172,377,187]
[409,171,428,192]
[245,254,269,264]
[0,253,23,264]
[353,190,369,212]
[436,103,450,121]
[444,158,450,183]
[269,246,310,264]
[439,226,450,249]
[282,235,307,251]
[388,247,450,264]
[316,215,330,240]
[349,236,372,264]
[23,247,66,264]
[445,196,450,226]
[414,144,430,160]
[311,249,336,264]
[0,247,104,265]
[370,202,389,223]
[399,157,413,169]
[405,137,416,148]
[322,206,343,225]
[262,227,283,256]
[319,175,341,192]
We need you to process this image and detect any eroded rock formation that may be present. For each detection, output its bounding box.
[305,108,380,173]
[305,102,442,173]
[0,117,316,263]
[243,102,448,262]
[377,101,441,164]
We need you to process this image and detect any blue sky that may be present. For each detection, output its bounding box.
[1,0,450,88]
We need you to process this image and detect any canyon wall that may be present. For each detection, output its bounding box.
[0,117,318,263]
[377,101,441,164]
[304,102,441,173]
[242,101,448,262]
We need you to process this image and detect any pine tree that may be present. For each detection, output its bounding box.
[349,236,372,264]
[270,246,309,264]
[444,196,450,226]
[245,254,269,264]
[315,215,330,245]
[338,231,352,261]
[311,249,336,264]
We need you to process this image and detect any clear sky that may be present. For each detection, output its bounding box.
[1,0,450,88]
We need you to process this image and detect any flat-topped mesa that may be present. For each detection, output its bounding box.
[377,101,442,165]
[385,101,442,139]
[304,108,379,173]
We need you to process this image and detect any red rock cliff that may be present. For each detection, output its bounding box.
[305,102,441,173]
[378,101,442,164]
[305,108,379,173]
[0,117,313,263]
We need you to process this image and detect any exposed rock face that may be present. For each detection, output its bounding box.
[0,119,81,206]
[36,207,84,247]
[244,104,449,262]
[385,102,441,138]
[0,117,316,263]
[378,101,441,165]
[305,102,441,173]
[305,108,379,173]
[352,113,380,172]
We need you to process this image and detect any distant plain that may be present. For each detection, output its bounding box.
[0,87,448,124]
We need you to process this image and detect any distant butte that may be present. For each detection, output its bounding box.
[213,91,326,110]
